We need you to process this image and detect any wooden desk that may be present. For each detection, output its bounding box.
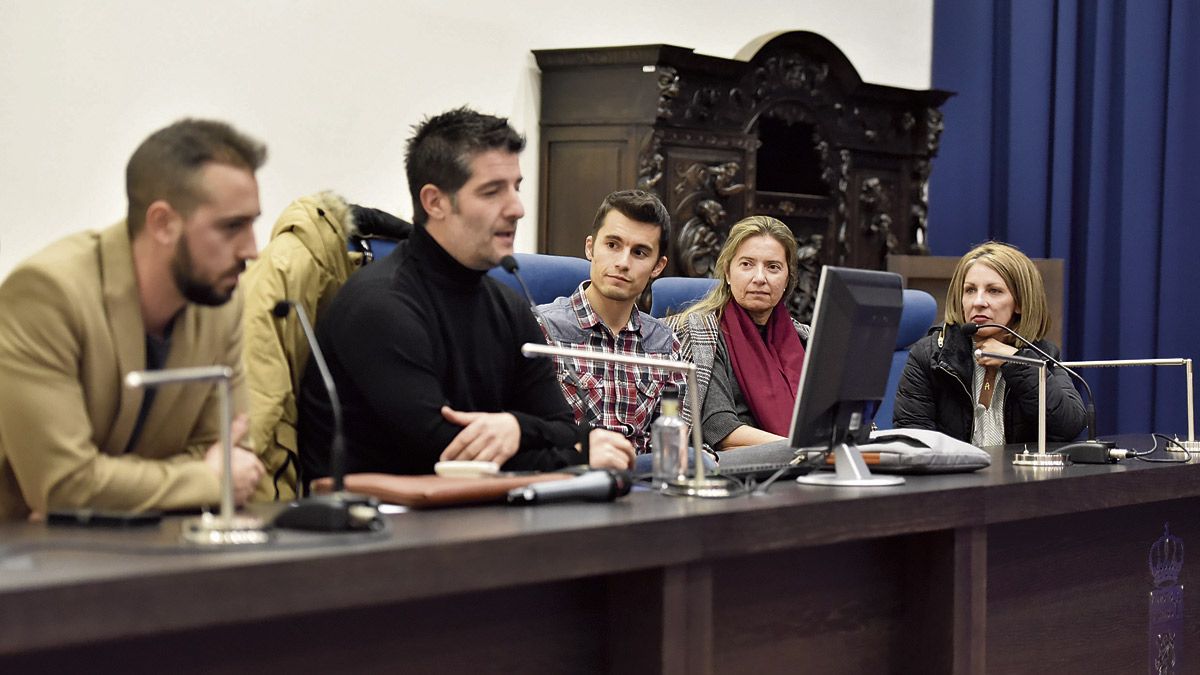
[0,439,1195,674]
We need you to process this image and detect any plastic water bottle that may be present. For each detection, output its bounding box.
[651,385,688,489]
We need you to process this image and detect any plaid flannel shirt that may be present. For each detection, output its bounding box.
[538,283,687,454]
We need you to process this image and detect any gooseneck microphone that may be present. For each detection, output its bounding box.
[273,300,346,490]
[506,469,632,505]
[963,322,1117,460]
[271,301,380,531]
[500,254,595,457]
[500,255,538,309]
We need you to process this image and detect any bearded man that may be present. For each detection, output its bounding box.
[0,119,269,519]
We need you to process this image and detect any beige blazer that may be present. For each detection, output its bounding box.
[0,222,246,519]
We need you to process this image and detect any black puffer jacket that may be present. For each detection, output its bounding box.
[892,323,1086,443]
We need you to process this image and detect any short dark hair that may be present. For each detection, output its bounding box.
[591,189,671,257]
[405,107,526,226]
[125,119,267,235]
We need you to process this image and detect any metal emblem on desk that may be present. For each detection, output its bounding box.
[1148,523,1184,674]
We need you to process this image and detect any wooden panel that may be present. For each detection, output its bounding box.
[987,499,1199,674]
[710,533,956,675]
[540,67,662,126]
[0,579,608,674]
[606,565,715,674]
[543,138,628,256]
[953,526,988,674]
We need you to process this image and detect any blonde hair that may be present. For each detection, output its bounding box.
[677,215,798,321]
[945,241,1050,341]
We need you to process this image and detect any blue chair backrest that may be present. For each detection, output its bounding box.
[650,276,719,318]
[486,252,591,305]
[874,288,937,430]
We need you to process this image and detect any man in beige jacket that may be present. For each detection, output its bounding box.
[0,119,268,520]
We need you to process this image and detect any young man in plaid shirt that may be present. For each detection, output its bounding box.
[537,190,688,464]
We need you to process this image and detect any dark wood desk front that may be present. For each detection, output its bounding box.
[0,440,1195,674]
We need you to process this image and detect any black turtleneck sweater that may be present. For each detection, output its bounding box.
[298,225,584,479]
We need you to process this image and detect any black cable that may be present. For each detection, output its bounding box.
[750,452,815,495]
[1132,434,1193,464]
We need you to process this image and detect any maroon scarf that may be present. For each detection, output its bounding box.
[719,300,806,435]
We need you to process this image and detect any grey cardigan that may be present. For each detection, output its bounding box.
[667,311,810,445]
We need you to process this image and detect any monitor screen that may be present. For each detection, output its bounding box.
[789,266,903,451]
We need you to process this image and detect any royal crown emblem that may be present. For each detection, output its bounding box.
[1150,523,1185,588]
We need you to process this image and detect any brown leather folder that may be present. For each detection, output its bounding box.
[311,472,574,508]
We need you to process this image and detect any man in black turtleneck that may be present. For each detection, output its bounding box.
[297,108,634,481]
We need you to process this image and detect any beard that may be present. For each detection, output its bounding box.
[170,236,240,306]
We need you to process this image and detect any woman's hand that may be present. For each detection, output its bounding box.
[973,337,1018,367]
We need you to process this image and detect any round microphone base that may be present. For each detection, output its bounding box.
[660,476,744,498]
[1167,440,1200,453]
[796,473,905,487]
[1013,451,1070,467]
[273,493,383,532]
[180,512,271,546]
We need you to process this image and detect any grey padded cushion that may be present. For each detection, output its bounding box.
[712,430,991,476]
[862,428,992,473]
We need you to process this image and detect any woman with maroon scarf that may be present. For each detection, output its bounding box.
[667,217,809,450]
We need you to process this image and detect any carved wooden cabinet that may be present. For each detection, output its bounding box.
[534,31,951,319]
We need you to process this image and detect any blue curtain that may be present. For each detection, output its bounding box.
[930,0,1200,436]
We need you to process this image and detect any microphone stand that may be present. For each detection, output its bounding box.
[500,255,601,440]
[1061,357,1200,453]
[967,323,1115,459]
[973,349,1066,467]
[500,255,538,309]
[271,301,380,532]
[521,342,742,498]
[125,366,271,545]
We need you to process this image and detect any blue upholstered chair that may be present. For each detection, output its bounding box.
[649,276,719,318]
[486,252,591,305]
[873,288,938,430]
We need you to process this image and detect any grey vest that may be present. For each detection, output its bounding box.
[536,296,677,355]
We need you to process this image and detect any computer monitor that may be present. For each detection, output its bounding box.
[789,266,905,487]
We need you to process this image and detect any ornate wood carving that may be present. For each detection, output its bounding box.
[655,67,680,121]
[907,108,945,254]
[672,160,747,277]
[535,32,952,322]
[858,176,899,256]
[659,128,759,151]
[787,233,825,320]
[637,131,664,190]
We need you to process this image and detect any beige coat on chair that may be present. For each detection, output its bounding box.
[240,192,366,499]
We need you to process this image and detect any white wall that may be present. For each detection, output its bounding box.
[0,0,932,277]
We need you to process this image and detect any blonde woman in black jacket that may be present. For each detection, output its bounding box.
[892,242,1086,445]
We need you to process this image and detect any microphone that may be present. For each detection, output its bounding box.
[506,469,632,505]
[962,322,1117,461]
[500,255,538,309]
[271,300,380,531]
[501,254,596,452]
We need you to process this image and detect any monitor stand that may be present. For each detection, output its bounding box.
[796,442,905,487]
